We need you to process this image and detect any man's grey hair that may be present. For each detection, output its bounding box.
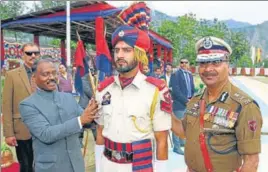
[32,58,55,73]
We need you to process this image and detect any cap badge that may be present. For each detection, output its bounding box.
[203,37,213,49]
[118,30,124,37]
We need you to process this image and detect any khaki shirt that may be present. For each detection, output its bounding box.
[182,81,262,172]
[95,71,172,143]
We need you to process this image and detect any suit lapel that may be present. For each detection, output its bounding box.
[19,66,32,94]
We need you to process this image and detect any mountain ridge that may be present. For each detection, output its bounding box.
[151,10,267,58]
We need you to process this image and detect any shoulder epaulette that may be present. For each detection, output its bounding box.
[145,76,166,91]
[97,76,114,92]
[231,92,253,106]
[7,66,21,74]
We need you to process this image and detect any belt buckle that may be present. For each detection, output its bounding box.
[112,150,121,160]
[125,152,133,162]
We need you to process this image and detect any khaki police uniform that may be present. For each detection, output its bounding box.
[95,71,172,172]
[182,81,262,172]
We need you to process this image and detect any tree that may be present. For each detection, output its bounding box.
[156,12,251,66]
[1,2,34,43]
[0,1,28,20]
[157,13,199,64]
[198,18,229,39]
[40,0,65,10]
[237,55,253,68]
[29,0,66,12]
[227,31,250,65]
[262,59,268,68]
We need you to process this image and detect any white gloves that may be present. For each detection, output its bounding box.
[95,144,104,172]
[155,160,168,172]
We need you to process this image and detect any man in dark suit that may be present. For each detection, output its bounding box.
[78,72,97,144]
[169,58,194,155]
[160,62,173,86]
[3,43,40,172]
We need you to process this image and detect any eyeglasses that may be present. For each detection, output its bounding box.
[198,60,229,67]
[24,51,40,56]
[180,61,188,64]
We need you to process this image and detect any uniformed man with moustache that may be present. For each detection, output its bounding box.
[172,36,262,172]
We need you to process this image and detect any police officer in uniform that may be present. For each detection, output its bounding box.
[172,36,262,172]
[94,2,172,172]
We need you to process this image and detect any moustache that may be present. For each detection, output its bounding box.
[116,59,127,64]
[47,79,57,84]
[202,71,218,77]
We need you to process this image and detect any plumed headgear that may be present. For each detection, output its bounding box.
[111,2,151,65]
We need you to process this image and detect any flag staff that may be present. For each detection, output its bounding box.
[66,1,71,67]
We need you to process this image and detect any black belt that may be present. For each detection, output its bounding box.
[104,148,133,163]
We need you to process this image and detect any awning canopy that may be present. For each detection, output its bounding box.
[1,1,172,49]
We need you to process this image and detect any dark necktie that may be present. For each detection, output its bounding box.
[184,71,191,98]
[30,75,37,93]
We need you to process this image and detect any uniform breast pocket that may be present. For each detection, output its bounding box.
[127,108,152,133]
[185,115,198,135]
[102,105,113,129]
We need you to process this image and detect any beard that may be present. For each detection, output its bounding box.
[115,59,138,73]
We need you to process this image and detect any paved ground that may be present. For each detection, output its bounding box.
[83,129,96,172]
[251,76,268,84]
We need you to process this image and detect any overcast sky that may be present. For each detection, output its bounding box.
[107,1,268,25]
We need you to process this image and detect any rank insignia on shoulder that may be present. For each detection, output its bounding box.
[102,92,111,105]
[233,93,252,105]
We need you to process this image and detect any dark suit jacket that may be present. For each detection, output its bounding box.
[78,74,93,109]
[169,69,194,111]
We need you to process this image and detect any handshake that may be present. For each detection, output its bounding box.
[80,98,99,126]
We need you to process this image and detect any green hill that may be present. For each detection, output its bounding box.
[233,21,268,58]
[150,10,268,59]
